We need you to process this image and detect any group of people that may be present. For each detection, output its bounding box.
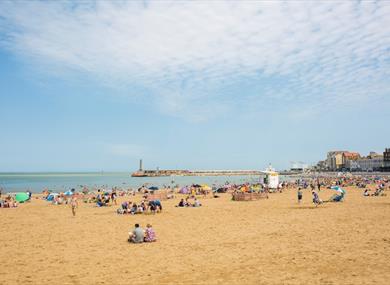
[297,188,346,206]
[297,188,323,206]
[118,199,162,215]
[0,195,18,208]
[176,197,202,207]
[86,189,118,207]
[363,185,386,197]
[128,223,157,243]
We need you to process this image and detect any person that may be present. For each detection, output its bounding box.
[111,189,117,206]
[177,198,185,207]
[70,195,78,216]
[152,200,162,212]
[363,189,370,197]
[128,224,144,243]
[193,198,202,207]
[121,201,129,211]
[144,224,156,242]
[26,191,32,201]
[130,203,138,215]
[297,188,303,204]
[312,191,322,206]
[137,203,144,214]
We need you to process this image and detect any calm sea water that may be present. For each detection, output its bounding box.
[0,172,285,193]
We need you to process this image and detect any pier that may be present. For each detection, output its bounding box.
[131,169,263,177]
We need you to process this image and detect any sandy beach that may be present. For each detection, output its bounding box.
[1,186,390,285]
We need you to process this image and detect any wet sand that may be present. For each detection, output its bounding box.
[1,186,390,284]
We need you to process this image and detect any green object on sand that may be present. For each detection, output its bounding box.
[15,192,29,202]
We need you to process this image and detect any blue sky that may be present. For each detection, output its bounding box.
[0,1,389,172]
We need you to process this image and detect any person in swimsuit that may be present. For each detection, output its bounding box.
[70,195,78,216]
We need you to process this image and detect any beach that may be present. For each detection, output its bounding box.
[1,185,390,284]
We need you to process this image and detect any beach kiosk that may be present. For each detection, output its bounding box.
[262,165,279,190]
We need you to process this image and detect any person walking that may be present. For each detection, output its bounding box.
[70,195,78,217]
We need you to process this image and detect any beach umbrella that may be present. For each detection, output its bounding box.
[15,192,29,202]
[64,190,73,196]
[192,184,202,188]
[148,186,159,191]
[331,186,346,194]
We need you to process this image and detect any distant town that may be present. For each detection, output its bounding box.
[314,148,390,172]
[131,148,390,177]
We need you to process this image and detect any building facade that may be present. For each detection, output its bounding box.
[342,152,361,169]
[327,151,347,170]
[383,148,390,171]
[355,157,383,171]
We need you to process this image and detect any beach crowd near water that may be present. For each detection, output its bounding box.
[1,172,389,217]
[1,172,390,284]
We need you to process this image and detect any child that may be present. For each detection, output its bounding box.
[144,224,156,242]
[70,195,78,216]
[312,191,322,206]
[297,188,303,204]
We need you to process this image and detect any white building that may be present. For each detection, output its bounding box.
[356,157,383,171]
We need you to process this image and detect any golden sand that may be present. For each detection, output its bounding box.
[1,187,390,284]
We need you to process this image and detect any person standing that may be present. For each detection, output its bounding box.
[111,188,117,206]
[297,188,303,204]
[70,195,78,217]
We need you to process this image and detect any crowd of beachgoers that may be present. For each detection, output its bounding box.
[1,174,389,207]
[1,173,389,242]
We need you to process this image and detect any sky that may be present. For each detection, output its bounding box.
[0,0,389,172]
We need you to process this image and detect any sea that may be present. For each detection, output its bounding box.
[0,172,294,193]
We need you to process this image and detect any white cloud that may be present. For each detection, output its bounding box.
[0,0,389,120]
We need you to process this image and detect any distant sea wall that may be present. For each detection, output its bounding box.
[131,170,264,177]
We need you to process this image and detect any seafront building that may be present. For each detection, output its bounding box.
[383,148,390,171]
[319,149,389,172]
[326,151,347,170]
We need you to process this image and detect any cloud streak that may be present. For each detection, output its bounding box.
[0,0,389,120]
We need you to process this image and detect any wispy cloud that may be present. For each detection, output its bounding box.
[0,1,389,120]
[105,143,147,158]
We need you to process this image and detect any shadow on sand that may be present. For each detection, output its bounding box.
[289,205,326,210]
